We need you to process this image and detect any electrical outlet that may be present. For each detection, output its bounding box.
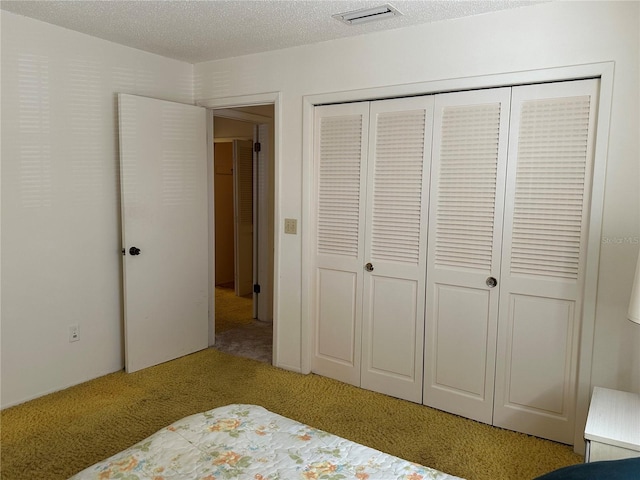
[69,324,79,343]
[284,218,297,235]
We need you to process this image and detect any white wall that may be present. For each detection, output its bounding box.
[1,1,638,410]
[195,1,640,389]
[0,12,193,407]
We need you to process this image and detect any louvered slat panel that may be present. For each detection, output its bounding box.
[435,103,502,271]
[510,96,591,280]
[317,115,363,257]
[370,110,426,264]
[236,141,253,225]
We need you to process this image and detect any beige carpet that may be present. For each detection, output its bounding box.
[0,348,581,480]
[214,286,273,363]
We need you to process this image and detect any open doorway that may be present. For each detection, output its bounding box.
[212,105,274,364]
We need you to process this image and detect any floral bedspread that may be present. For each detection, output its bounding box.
[69,404,463,480]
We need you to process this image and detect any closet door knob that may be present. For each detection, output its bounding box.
[486,277,497,288]
[129,246,141,256]
[365,263,374,272]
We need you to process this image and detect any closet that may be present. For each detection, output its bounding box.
[311,78,599,444]
[311,97,433,404]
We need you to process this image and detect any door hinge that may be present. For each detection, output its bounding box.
[253,284,261,294]
[254,142,261,153]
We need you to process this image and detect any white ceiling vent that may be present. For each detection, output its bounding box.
[332,4,402,26]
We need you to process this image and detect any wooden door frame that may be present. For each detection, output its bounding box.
[302,62,614,452]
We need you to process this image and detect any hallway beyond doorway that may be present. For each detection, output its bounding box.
[214,286,272,364]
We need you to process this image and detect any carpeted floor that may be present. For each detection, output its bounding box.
[214,286,273,363]
[0,348,582,480]
[214,285,254,333]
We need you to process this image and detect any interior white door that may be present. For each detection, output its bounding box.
[311,102,370,386]
[360,96,433,403]
[423,88,511,423]
[233,139,254,298]
[493,79,599,443]
[254,124,273,322]
[119,94,209,373]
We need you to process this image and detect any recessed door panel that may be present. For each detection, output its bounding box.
[367,276,417,378]
[316,268,358,366]
[502,295,574,415]
[433,284,490,400]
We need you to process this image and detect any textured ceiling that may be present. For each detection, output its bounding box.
[1,1,542,64]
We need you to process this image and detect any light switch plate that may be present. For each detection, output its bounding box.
[284,218,297,235]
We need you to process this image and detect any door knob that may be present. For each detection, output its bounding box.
[486,276,497,288]
[129,246,141,256]
[365,263,374,272]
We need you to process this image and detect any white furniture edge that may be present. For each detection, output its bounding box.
[585,386,640,453]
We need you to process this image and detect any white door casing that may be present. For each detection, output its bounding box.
[360,97,433,403]
[119,94,209,373]
[234,139,254,298]
[423,88,512,422]
[493,79,599,444]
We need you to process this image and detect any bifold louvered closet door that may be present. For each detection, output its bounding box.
[312,102,369,388]
[312,97,433,403]
[492,79,599,444]
[424,79,599,444]
[423,87,512,425]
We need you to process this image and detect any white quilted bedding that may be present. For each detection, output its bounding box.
[69,404,463,480]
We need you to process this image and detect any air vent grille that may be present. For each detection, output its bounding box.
[333,4,402,25]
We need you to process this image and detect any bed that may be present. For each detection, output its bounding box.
[68,404,463,479]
